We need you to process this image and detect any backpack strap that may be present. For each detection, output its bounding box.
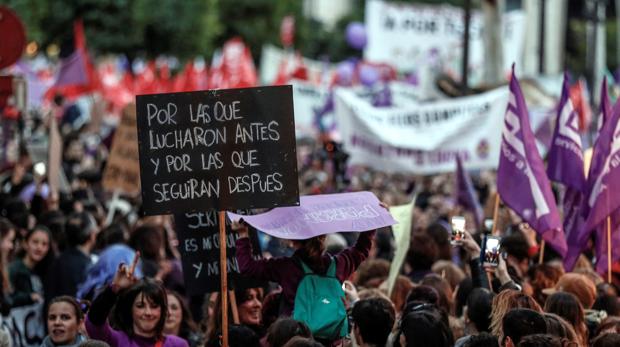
[296,258,314,275]
[326,257,337,277]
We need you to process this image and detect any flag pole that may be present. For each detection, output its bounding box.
[491,193,500,236]
[539,240,545,264]
[218,211,228,347]
[607,215,612,283]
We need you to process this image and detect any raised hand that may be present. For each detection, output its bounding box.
[111,252,140,293]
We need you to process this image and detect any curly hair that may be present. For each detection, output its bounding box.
[490,290,542,339]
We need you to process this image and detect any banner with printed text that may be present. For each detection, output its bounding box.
[334,87,508,174]
[365,0,525,87]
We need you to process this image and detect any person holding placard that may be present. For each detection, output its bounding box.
[85,254,189,347]
[232,204,383,343]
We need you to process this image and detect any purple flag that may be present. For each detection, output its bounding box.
[565,79,616,270]
[547,73,585,191]
[455,155,483,228]
[596,78,611,136]
[227,191,396,240]
[54,50,89,88]
[582,99,620,273]
[497,67,567,257]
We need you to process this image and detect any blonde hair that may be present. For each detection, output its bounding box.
[490,290,542,339]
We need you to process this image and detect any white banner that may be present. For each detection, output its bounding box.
[3,303,45,347]
[334,87,508,174]
[291,81,330,138]
[364,0,525,87]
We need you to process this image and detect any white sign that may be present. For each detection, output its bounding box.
[334,87,509,174]
[364,0,525,87]
[3,303,45,347]
[291,81,331,138]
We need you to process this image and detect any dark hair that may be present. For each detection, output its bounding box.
[48,295,85,322]
[112,278,167,338]
[543,313,578,343]
[297,235,326,261]
[544,292,587,346]
[420,274,453,315]
[355,259,390,288]
[78,341,110,347]
[466,288,494,333]
[595,317,620,337]
[502,308,547,345]
[517,334,565,347]
[399,305,453,347]
[167,291,199,341]
[266,318,312,347]
[455,277,473,317]
[23,225,54,278]
[65,211,97,248]
[129,225,164,261]
[282,336,323,347]
[501,232,530,262]
[406,233,438,271]
[0,218,14,293]
[462,332,499,347]
[351,297,395,347]
[592,333,620,347]
[593,293,620,316]
[405,285,440,307]
[206,324,260,347]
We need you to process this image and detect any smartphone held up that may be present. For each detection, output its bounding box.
[482,235,502,267]
[450,216,466,245]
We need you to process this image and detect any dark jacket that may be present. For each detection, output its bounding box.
[45,248,92,301]
[236,230,376,315]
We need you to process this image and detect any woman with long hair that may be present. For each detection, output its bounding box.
[85,255,188,346]
[8,225,52,307]
[489,289,542,339]
[545,292,589,347]
[0,218,15,312]
[164,291,203,347]
[206,286,264,342]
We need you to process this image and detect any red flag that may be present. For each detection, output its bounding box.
[209,38,257,89]
[280,16,295,47]
[569,79,592,132]
[46,19,99,99]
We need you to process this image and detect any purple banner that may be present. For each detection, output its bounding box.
[227,191,397,239]
[497,67,566,257]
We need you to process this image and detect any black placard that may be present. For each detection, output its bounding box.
[136,86,299,215]
[175,211,263,295]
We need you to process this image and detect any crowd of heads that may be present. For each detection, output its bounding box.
[0,98,619,347]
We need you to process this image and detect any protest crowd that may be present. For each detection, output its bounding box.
[2,2,620,347]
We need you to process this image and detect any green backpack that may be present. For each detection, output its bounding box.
[292,258,348,340]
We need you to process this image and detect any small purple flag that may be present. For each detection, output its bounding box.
[54,50,89,88]
[455,155,483,228]
[497,66,567,257]
[227,191,396,240]
[547,73,585,191]
[596,78,611,136]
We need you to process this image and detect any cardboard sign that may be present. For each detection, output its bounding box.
[103,104,141,195]
[175,211,263,295]
[136,85,299,215]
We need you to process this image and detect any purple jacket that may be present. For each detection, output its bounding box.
[85,286,189,347]
[236,230,376,315]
